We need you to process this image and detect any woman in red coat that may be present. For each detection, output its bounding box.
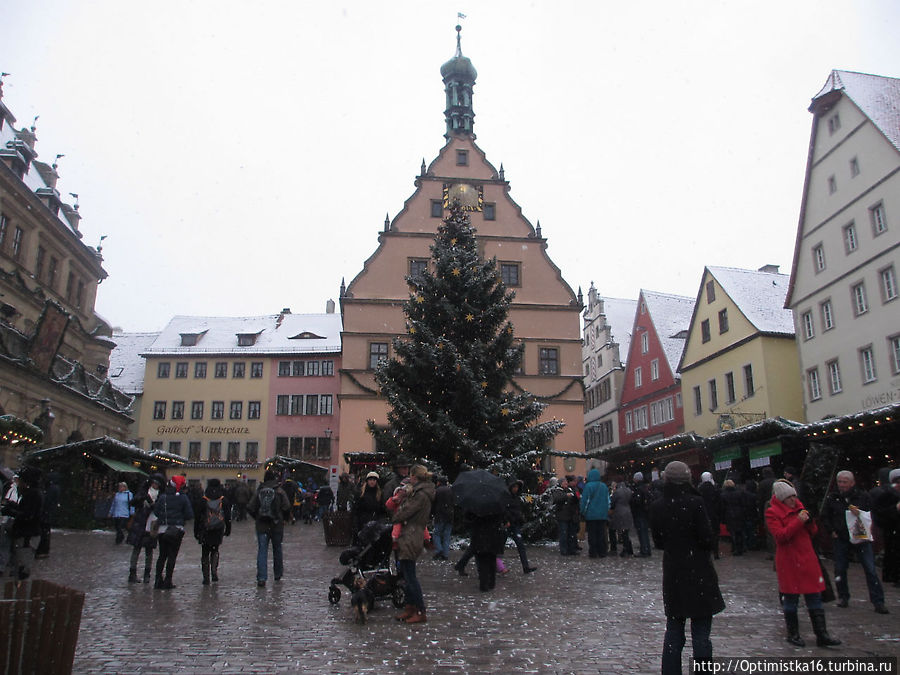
[765,479,840,648]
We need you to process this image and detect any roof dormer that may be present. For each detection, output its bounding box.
[179,330,207,346]
[236,331,262,346]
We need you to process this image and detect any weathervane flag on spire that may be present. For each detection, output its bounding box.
[458,12,467,19]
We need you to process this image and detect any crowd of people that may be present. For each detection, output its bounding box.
[2,457,899,669]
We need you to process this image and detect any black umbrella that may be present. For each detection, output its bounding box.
[452,469,515,516]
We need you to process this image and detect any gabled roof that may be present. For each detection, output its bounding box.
[812,70,900,151]
[640,290,694,374]
[109,331,159,394]
[142,313,342,356]
[708,266,794,335]
[599,296,638,365]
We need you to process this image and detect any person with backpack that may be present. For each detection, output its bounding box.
[194,478,232,585]
[630,472,654,557]
[248,470,291,587]
[152,475,193,589]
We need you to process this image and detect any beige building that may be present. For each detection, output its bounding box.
[679,266,803,438]
[785,70,900,420]
[0,81,132,466]
[339,30,584,470]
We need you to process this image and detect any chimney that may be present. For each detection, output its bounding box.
[758,264,780,274]
[325,299,335,314]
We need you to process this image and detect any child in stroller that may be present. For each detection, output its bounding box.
[328,520,405,609]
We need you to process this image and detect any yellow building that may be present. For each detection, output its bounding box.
[678,266,803,439]
[339,29,584,472]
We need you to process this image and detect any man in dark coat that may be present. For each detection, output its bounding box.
[757,467,776,559]
[9,466,42,580]
[551,477,580,556]
[720,479,747,556]
[821,470,888,613]
[698,472,722,560]
[248,470,292,587]
[873,469,900,586]
[650,461,725,675]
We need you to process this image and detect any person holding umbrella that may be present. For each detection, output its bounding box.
[392,464,435,624]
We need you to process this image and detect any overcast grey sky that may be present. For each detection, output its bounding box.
[2,1,898,332]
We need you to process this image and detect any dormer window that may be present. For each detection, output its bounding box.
[289,331,325,340]
[180,331,207,346]
[237,332,260,346]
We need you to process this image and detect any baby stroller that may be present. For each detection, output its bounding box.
[328,520,405,609]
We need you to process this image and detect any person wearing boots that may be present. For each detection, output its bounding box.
[765,479,841,648]
[152,475,193,589]
[127,473,163,583]
[392,464,435,624]
[194,478,231,585]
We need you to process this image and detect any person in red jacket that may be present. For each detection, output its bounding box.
[765,480,840,648]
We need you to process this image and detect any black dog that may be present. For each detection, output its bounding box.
[351,576,374,624]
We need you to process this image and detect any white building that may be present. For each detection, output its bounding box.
[582,283,637,456]
[785,70,900,420]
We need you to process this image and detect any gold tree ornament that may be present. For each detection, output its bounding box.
[452,267,461,276]
[501,408,510,416]
[415,295,424,303]
[465,313,474,322]
[450,238,457,246]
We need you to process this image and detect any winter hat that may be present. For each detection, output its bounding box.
[366,471,380,480]
[170,475,186,492]
[663,461,691,484]
[889,468,900,484]
[633,472,644,483]
[700,472,714,484]
[772,480,797,503]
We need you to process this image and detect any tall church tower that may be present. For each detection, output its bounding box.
[339,27,584,471]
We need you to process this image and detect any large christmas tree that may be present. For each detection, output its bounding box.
[370,202,563,480]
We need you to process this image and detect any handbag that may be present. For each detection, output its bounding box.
[149,518,160,538]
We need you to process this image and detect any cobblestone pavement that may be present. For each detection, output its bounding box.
[23,521,900,674]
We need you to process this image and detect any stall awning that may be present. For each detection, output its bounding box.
[97,456,147,475]
[748,441,782,468]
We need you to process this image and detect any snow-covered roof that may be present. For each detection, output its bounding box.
[641,290,693,373]
[599,296,638,362]
[109,332,159,394]
[142,313,342,356]
[708,266,794,336]
[813,70,900,151]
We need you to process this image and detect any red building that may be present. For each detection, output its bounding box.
[618,290,693,445]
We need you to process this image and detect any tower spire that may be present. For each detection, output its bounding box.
[440,24,477,139]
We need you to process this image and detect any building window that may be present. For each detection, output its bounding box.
[870,202,887,236]
[880,265,897,302]
[157,362,170,378]
[625,411,633,434]
[706,281,715,304]
[369,342,388,369]
[278,361,291,377]
[430,200,443,218]
[290,395,303,416]
[725,371,736,403]
[409,258,428,284]
[171,401,184,419]
[35,246,45,280]
[827,359,842,394]
[634,366,642,388]
[827,113,840,134]
[292,361,305,376]
[650,397,674,426]
[693,386,702,416]
[194,362,207,378]
[289,437,302,458]
[248,401,261,419]
[500,262,520,287]
[208,442,221,462]
[276,395,289,416]
[843,222,858,253]
[237,333,258,347]
[718,308,729,334]
[191,401,204,420]
[150,441,163,451]
[214,362,227,378]
[708,379,718,410]
[743,364,755,398]
[275,437,289,455]
[304,395,318,416]
[650,358,659,381]
[168,441,181,455]
[890,335,900,375]
[227,442,240,462]
[319,394,334,415]
[12,227,23,259]
[701,319,711,343]
[850,157,860,177]
[229,401,243,419]
[539,347,559,375]
[153,401,166,419]
[807,368,822,401]
[188,442,201,461]
[812,244,826,273]
[821,300,835,330]
[245,442,259,462]
[456,149,468,166]
[860,346,877,383]
[250,361,263,378]
[634,406,648,430]
[827,175,837,194]
[802,311,815,340]
[640,332,649,354]
[47,257,58,290]
[483,203,496,220]
[211,401,224,419]
[233,362,245,378]
[306,360,320,377]
[321,360,334,376]
[851,282,868,316]
[0,213,6,248]
[175,362,188,378]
